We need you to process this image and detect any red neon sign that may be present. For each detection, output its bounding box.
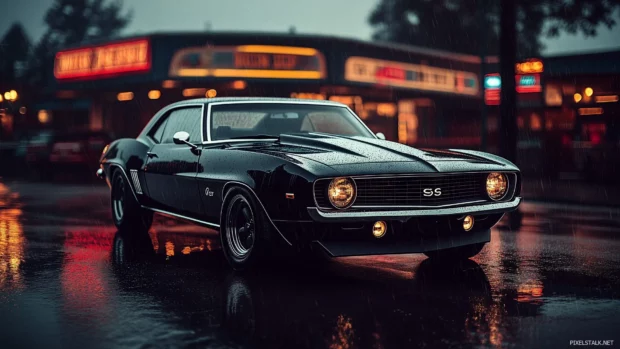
[54,39,151,80]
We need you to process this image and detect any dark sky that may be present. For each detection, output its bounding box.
[3,0,620,56]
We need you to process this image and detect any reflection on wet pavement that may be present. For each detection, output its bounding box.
[0,182,619,348]
[0,207,23,290]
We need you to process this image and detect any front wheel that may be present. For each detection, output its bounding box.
[111,169,153,233]
[423,242,486,262]
[220,187,271,271]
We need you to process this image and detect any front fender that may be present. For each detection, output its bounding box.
[100,138,150,202]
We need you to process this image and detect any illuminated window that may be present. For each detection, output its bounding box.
[595,95,618,103]
[148,90,161,100]
[162,80,178,89]
[232,80,247,90]
[182,88,206,97]
[117,92,134,101]
[530,113,542,131]
[578,107,603,116]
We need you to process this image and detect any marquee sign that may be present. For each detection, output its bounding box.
[54,39,151,80]
[168,45,326,79]
[344,57,479,96]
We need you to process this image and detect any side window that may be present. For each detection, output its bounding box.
[161,107,203,144]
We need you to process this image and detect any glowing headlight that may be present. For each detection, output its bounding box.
[328,177,356,209]
[486,172,508,200]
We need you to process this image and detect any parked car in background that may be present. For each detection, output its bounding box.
[24,130,57,176]
[49,131,112,174]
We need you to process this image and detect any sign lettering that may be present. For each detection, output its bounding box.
[55,39,150,80]
[344,57,479,96]
[169,45,326,79]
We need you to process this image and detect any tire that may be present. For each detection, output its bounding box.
[220,186,271,271]
[111,169,153,233]
[423,242,486,262]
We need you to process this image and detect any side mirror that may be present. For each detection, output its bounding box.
[173,131,190,144]
[376,132,386,140]
[173,131,198,150]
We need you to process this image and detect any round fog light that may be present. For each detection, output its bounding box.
[463,215,474,231]
[372,221,387,238]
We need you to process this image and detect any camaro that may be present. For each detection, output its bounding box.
[98,97,521,270]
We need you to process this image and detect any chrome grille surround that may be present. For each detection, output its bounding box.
[313,172,517,210]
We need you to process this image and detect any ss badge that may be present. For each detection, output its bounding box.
[423,188,442,197]
[205,187,214,197]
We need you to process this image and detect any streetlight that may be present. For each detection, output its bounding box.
[3,90,18,102]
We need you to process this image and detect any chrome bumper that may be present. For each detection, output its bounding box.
[307,197,521,223]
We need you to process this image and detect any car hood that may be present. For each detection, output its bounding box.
[241,133,517,175]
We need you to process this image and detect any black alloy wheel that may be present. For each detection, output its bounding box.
[110,169,153,233]
[221,187,270,271]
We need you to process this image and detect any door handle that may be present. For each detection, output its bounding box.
[147,152,158,158]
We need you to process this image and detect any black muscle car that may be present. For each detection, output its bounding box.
[98,97,521,270]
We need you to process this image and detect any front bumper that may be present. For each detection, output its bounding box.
[307,197,521,223]
[313,228,491,257]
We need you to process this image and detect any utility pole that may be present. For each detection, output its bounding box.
[500,0,522,229]
[499,0,518,164]
[478,0,488,151]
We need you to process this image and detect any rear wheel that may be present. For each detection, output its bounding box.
[220,187,270,271]
[423,242,486,262]
[111,169,153,233]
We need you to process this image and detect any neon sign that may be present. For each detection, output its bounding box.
[54,39,150,80]
[344,57,479,96]
[516,60,543,74]
[168,45,326,79]
[484,73,542,105]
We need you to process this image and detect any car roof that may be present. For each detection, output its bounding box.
[167,97,348,108]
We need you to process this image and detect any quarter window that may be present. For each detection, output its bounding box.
[149,118,168,143]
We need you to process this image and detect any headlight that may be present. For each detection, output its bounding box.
[486,172,508,200]
[328,177,356,209]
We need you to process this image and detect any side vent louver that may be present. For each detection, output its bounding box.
[130,169,143,194]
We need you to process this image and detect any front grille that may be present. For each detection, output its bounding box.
[314,173,491,209]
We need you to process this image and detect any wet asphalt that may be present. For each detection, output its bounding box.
[0,180,620,349]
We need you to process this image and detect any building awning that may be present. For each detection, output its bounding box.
[30,99,92,111]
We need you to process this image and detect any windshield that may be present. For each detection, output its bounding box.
[208,103,375,141]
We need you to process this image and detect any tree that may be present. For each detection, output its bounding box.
[26,0,132,85]
[369,0,620,165]
[369,0,620,57]
[43,0,132,48]
[0,23,32,86]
